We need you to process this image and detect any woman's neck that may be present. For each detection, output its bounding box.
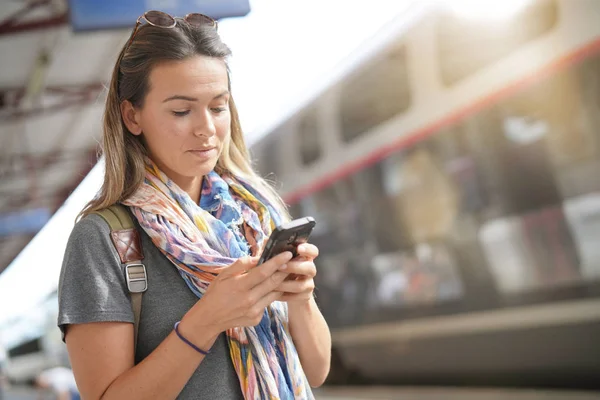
[177,177,203,204]
[149,158,204,204]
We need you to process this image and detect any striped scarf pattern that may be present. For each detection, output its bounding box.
[122,161,313,400]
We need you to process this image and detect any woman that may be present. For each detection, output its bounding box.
[57,11,331,399]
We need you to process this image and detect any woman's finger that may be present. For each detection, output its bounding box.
[276,277,315,294]
[248,270,289,300]
[281,260,316,278]
[279,291,314,303]
[241,251,293,289]
[296,243,319,260]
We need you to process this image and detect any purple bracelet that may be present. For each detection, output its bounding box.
[174,321,210,356]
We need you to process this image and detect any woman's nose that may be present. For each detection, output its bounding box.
[193,111,217,137]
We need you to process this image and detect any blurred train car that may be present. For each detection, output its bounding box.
[250,0,600,389]
[1,292,68,384]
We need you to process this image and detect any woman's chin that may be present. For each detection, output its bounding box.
[187,160,218,177]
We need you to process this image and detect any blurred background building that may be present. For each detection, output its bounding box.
[1,0,600,397]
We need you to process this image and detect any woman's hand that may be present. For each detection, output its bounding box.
[277,243,331,387]
[276,243,319,304]
[181,251,293,338]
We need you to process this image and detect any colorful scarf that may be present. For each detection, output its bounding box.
[122,161,313,400]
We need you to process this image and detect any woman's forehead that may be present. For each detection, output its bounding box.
[148,56,229,99]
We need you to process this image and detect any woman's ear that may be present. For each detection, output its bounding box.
[120,100,143,135]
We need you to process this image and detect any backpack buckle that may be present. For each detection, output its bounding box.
[125,263,148,293]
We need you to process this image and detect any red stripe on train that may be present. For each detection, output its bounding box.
[282,37,600,205]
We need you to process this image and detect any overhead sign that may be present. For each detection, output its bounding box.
[68,0,251,32]
[0,208,51,237]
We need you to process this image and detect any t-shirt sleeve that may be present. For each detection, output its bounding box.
[57,214,134,340]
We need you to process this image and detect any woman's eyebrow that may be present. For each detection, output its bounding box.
[214,90,230,100]
[163,95,198,103]
[162,91,229,103]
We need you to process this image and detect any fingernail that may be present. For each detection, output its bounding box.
[284,251,293,260]
[279,263,288,271]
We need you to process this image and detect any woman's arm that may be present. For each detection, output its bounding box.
[288,297,332,387]
[66,316,219,400]
[66,252,293,400]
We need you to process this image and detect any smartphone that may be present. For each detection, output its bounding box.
[257,217,316,265]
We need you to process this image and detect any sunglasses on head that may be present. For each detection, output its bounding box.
[123,10,218,53]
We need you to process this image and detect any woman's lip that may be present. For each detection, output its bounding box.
[188,148,216,153]
[188,148,217,159]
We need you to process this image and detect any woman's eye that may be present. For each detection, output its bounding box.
[211,107,227,114]
[172,110,190,117]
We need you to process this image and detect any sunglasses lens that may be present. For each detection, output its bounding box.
[185,13,216,28]
[145,10,176,27]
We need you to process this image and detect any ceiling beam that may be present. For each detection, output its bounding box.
[0,147,98,211]
[0,82,105,122]
[0,0,68,36]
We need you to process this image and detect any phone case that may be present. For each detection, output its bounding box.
[257,217,316,264]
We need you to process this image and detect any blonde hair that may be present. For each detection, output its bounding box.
[79,21,290,222]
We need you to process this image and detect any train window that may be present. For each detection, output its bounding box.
[471,51,600,293]
[352,163,412,253]
[298,109,321,165]
[311,186,344,247]
[303,177,381,326]
[370,242,463,308]
[339,44,411,142]
[436,0,558,86]
[364,149,465,309]
[383,148,460,245]
[8,337,42,358]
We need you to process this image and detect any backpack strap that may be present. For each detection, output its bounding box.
[92,204,146,353]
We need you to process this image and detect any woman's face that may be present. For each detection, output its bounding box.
[125,55,231,187]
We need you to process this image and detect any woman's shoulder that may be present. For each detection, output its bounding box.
[63,212,119,263]
[71,212,112,237]
[59,210,131,309]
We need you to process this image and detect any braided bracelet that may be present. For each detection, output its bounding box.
[174,321,210,356]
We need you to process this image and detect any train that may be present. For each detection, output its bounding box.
[249,0,600,389]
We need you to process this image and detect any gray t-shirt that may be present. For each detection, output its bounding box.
[58,213,244,399]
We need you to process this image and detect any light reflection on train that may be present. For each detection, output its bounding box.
[251,0,600,388]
